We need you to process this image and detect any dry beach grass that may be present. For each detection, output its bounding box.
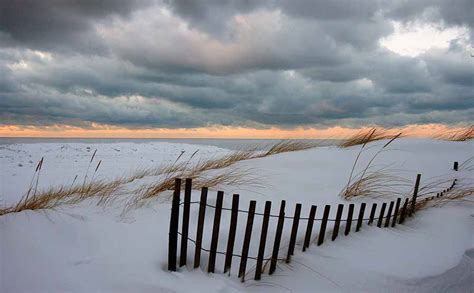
[0,140,317,216]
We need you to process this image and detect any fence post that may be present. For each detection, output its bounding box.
[391,198,401,227]
[377,203,386,228]
[409,174,421,216]
[303,205,317,251]
[270,200,286,275]
[239,201,256,281]
[368,203,377,225]
[453,161,458,171]
[399,198,409,224]
[384,201,394,227]
[332,204,344,241]
[224,194,240,274]
[356,203,366,232]
[345,204,354,236]
[317,205,331,246]
[255,201,272,280]
[208,191,224,273]
[194,187,208,268]
[180,178,192,267]
[168,178,181,271]
[286,203,302,263]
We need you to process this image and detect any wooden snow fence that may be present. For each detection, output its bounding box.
[168,170,457,281]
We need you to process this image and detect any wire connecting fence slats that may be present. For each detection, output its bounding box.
[168,165,457,281]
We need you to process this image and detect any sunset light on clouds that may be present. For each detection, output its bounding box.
[1,1,473,137]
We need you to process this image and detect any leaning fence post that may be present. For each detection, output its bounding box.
[384,201,394,227]
[377,203,387,228]
[224,194,240,274]
[345,204,354,236]
[399,198,409,224]
[194,187,208,268]
[356,203,366,232]
[180,178,192,267]
[208,191,224,273]
[168,178,181,271]
[409,174,421,216]
[332,204,344,241]
[453,161,458,171]
[391,198,401,227]
[239,200,256,281]
[303,205,317,251]
[368,203,377,225]
[317,205,331,246]
[255,201,272,280]
[269,200,286,275]
[286,203,302,263]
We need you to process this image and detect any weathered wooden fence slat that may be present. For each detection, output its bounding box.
[356,203,366,232]
[317,205,331,246]
[168,178,181,271]
[399,198,409,224]
[409,174,421,216]
[194,187,208,268]
[269,200,286,275]
[180,178,192,267]
[239,200,256,281]
[224,194,240,274]
[255,201,272,280]
[332,204,344,241]
[377,202,387,228]
[391,198,401,228]
[368,203,377,225]
[303,205,317,251]
[345,204,354,236]
[384,201,394,228]
[286,203,302,263]
[208,191,224,273]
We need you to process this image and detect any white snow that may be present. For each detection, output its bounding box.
[1,138,473,292]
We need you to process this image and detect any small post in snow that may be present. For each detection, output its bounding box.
[453,161,458,171]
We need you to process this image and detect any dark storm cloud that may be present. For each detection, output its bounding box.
[0,0,152,52]
[0,0,473,129]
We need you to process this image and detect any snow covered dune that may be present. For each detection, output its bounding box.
[1,139,473,292]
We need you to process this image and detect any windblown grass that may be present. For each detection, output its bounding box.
[339,128,403,148]
[1,140,317,216]
[262,140,318,156]
[434,125,473,141]
[341,131,403,199]
[341,170,411,199]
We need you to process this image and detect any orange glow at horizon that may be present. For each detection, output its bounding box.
[0,123,466,139]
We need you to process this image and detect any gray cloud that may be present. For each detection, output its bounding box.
[0,0,473,130]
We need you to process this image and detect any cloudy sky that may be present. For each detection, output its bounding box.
[0,0,473,137]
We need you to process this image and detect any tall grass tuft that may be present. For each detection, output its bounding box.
[339,128,404,148]
[341,131,403,199]
[435,125,473,141]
